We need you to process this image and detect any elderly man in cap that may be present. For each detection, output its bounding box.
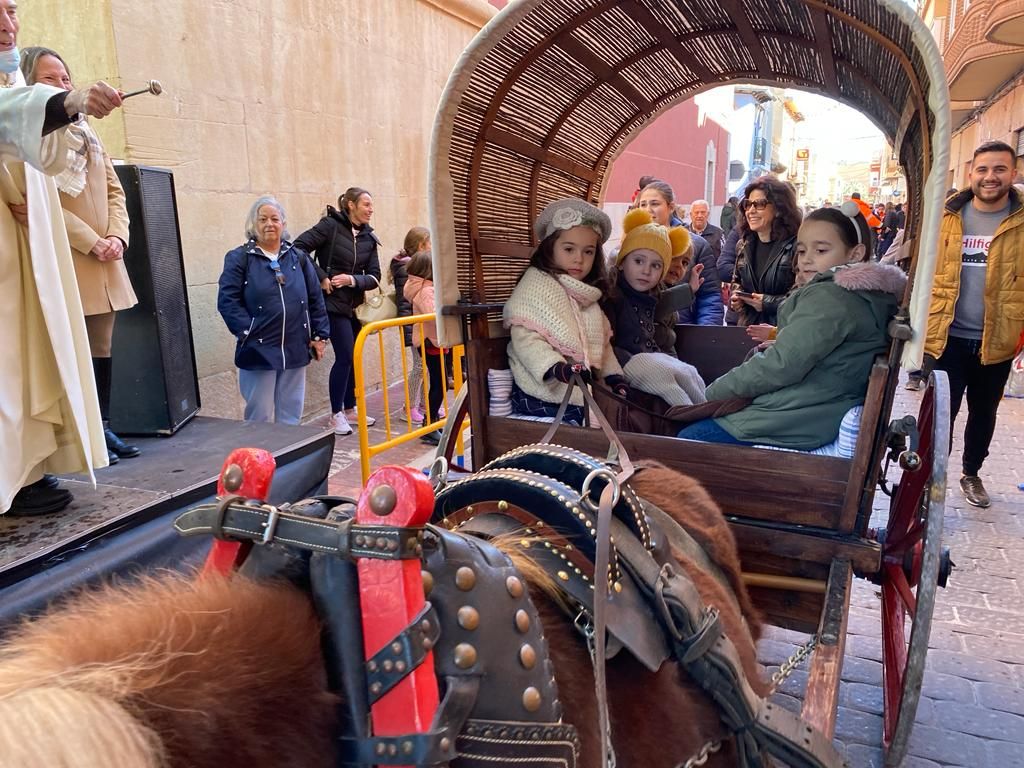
[2,0,124,515]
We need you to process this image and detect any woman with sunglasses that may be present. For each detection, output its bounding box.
[217,197,329,425]
[729,177,802,326]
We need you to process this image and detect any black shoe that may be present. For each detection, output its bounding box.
[8,480,73,516]
[41,474,60,489]
[420,430,442,446]
[104,427,140,458]
[107,449,120,465]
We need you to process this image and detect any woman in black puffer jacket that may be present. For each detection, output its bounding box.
[294,187,381,436]
[728,176,802,326]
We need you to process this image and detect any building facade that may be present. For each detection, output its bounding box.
[922,0,1024,188]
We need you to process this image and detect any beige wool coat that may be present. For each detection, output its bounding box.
[59,141,136,315]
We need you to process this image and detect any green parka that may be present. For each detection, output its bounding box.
[706,261,906,449]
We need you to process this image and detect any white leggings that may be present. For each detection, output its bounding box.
[623,352,707,407]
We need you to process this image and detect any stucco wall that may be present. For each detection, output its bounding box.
[23,0,494,419]
[604,99,731,218]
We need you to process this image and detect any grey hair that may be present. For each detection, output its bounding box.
[20,46,71,85]
[690,199,710,209]
[244,196,290,241]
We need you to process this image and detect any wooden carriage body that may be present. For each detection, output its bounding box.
[427,1,953,763]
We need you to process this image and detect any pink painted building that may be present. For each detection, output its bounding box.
[604,99,731,210]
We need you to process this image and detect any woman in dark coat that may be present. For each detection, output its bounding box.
[217,197,329,425]
[294,187,381,436]
[728,177,802,326]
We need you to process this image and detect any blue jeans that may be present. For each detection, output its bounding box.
[676,417,753,445]
[238,366,307,425]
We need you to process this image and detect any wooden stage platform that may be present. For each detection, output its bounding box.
[0,416,334,627]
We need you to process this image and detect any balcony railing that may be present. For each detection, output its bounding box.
[943,0,1024,101]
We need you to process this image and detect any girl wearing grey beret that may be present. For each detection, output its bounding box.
[502,198,628,424]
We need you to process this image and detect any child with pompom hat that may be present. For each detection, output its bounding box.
[603,209,708,407]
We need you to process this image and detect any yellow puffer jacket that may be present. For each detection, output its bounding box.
[925,188,1024,365]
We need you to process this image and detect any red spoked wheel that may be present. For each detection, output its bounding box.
[879,370,951,767]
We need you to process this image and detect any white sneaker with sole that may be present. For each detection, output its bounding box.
[346,408,376,427]
[332,411,352,436]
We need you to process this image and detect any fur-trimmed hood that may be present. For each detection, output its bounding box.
[831,261,907,296]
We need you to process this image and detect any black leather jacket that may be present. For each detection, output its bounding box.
[294,206,381,317]
[732,234,797,326]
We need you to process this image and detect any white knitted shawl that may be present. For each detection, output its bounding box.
[503,267,612,370]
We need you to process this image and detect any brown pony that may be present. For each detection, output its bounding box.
[0,463,766,768]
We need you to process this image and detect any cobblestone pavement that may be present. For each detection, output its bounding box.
[762,379,1024,767]
[324,380,1023,766]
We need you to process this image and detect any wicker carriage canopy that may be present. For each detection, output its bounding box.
[430,0,950,367]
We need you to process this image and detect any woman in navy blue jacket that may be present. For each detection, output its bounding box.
[217,197,330,425]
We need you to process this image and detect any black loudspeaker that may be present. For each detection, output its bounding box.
[109,165,200,435]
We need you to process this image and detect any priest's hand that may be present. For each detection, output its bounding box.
[8,202,28,227]
[65,81,123,120]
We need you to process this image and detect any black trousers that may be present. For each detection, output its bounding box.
[423,344,445,422]
[930,336,1012,476]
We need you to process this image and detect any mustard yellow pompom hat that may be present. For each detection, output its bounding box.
[617,208,691,279]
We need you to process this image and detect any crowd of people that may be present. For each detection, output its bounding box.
[499,147,1022,507]
[3,0,1019,517]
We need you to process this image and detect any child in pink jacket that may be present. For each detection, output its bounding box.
[403,251,444,444]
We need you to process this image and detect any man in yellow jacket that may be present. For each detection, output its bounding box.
[924,140,1024,508]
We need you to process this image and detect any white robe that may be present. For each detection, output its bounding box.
[1,75,107,513]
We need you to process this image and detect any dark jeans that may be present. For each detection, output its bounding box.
[509,383,585,425]
[328,313,361,413]
[933,336,1013,476]
[676,417,755,445]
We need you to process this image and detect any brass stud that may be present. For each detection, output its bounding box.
[614,581,623,593]
[557,570,569,581]
[376,742,387,756]
[383,660,394,672]
[421,619,432,633]
[376,536,388,549]
[395,660,407,672]
[520,539,531,548]
[519,643,537,669]
[514,609,530,633]
[221,463,244,493]
[522,686,542,712]
[402,741,414,755]
[497,499,509,511]
[423,637,434,651]
[386,539,398,552]
[440,737,452,752]
[422,570,434,595]
[506,575,524,598]
[457,606,480,631]
[387,744,397,756]
[454,643,477,669]
[392,642,402,654]
[456,566,476,591]
[367,660,378,672]
[368,483,398,516]
[355,534,365,547]
[370,682,382,695]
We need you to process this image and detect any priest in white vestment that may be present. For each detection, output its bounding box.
[1,6,123,514]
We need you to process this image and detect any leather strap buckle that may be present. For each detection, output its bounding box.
[259,507,281,545]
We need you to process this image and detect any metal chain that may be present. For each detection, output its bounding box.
[675,739,722,768]
[671,634,819,768]
[770,634,819,693]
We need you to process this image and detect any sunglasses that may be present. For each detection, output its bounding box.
[741,198,772,212]
[269,259,285,286]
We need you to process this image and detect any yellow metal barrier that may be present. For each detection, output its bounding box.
[353,313,468,485]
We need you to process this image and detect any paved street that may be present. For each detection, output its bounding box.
[323,377,1024,766]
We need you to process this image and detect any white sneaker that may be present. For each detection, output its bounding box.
[345,408,376,427]
[332,411,352,436]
